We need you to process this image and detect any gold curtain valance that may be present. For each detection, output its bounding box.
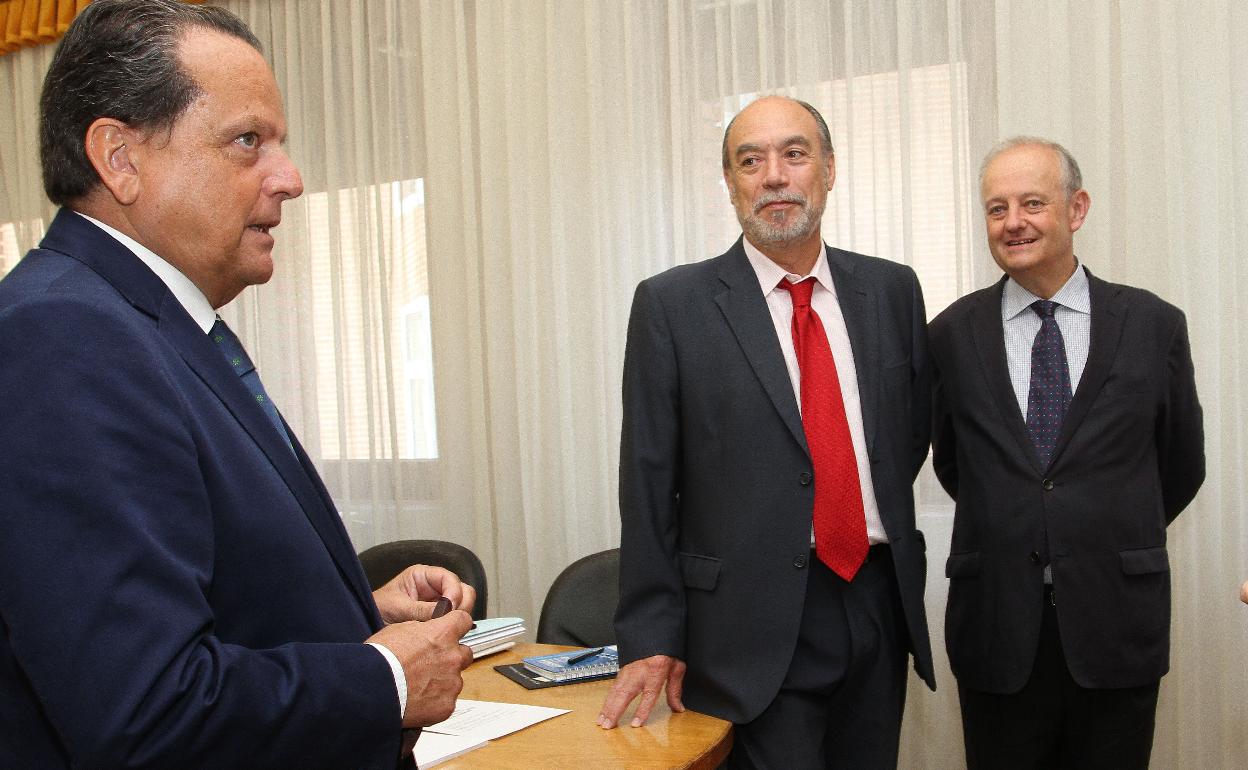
[1,0,205,57]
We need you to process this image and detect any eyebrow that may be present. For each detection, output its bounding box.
[216,114,289,145]
[733,134,812,159]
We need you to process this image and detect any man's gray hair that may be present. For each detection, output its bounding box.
[979,136,1083,199]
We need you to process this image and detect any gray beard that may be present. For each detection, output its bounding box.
[738,192,823,247]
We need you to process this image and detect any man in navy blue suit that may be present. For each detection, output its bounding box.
[0,2,473,767]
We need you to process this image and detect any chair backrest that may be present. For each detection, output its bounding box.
[356,539,489,621]
[536,548,620,646]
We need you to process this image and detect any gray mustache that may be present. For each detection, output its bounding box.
[753,192,807,214]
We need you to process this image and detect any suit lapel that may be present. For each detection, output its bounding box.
[713,242,808,454]
[164,295,378,618]
[827,247,879,454]
[45,210,377,619]
[1050,271,1126,465]
[969,278,1044,472]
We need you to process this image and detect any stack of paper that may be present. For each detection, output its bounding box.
[416,699,569,768]
[461,617,525,658]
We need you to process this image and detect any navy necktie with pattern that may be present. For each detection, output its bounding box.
[1025,300,1072,466]
[210,318,292,450]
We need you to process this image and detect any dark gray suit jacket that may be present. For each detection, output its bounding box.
[615,238,935,724]
[930,271,1204,693]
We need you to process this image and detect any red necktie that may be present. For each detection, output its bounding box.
[775,278,868,581]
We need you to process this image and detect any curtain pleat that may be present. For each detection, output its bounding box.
[0,1,1244,766]
[0,0,200,56]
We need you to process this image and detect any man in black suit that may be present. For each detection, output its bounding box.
[930,137,1205,768]
[596,96,934,768]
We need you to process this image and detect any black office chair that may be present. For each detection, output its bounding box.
[356,539,489,620]
[535,548,619,646]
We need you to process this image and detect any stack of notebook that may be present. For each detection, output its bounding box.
[461,617,525,658]
[522,645,619,682]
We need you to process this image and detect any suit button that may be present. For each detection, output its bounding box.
[1029,551,1042,564]
[1042,478,1055,491]
[793,554,808,568]
[799,472,813,486]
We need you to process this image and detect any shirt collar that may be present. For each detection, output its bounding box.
[1002,261,1090,321]
[742,237,836,298]
[75,211,217,333]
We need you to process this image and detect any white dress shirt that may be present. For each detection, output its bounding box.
[742,238,888,545]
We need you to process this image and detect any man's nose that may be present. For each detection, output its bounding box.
[267,148,304,200]
[1003,204,1026,230]
[762,154,788,188]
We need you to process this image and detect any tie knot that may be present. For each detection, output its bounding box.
[1031,300,1058,319]
[777,277,816,308]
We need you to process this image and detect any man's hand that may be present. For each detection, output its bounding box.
[372,564,477,624]
[596,654,686,729]
[1240,580,1248,605]
[368,612,474,727]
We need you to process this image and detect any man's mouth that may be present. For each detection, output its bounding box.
[248,224,274,234]
[1006,238,1036,247]
[754,193,806,214]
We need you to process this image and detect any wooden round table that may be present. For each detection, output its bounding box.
[435,643,733,769]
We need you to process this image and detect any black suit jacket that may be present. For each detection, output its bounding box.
[930,270,1204,693]
[615,239,935,724]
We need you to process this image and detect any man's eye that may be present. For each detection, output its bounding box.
[740,157,758,167]
[235,132,259,149]
[1024,199,1045,210]
[986,205,1006,217]
[786,149,804,159]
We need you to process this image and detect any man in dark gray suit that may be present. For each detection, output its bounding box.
[597,96,935,768]
[930,137,1204,768]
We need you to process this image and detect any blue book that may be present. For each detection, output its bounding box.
[522,645,619,682]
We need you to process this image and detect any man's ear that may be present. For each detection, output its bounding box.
[84,118,141,206]
[1068,188,1091,233]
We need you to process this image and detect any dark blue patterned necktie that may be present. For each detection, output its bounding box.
[1025,300,1072,466]
[210,318,292,449]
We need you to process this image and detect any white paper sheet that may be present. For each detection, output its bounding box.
[413,731,487,768]
[422,698,570,742]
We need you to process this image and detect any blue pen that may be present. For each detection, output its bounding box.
[567,646,604,665]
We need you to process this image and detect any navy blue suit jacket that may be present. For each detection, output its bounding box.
[0,210,405,768]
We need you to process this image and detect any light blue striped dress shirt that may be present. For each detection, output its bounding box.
[1002,263,1092,417]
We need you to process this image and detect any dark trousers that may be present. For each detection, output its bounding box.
[959,587,1160,770]
[727,546,909,770]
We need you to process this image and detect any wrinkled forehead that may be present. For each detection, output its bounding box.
[174,27,286,132]
[727,99,820,153]
[981,144,1063,199]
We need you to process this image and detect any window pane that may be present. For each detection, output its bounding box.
[304,178,437,460]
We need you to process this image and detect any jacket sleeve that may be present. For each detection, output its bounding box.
[928,315,959,500]
[613,279,688,666]
[906,267,933,481]
[1157,311,1204,522]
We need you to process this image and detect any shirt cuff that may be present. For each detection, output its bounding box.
[367,642,407,720]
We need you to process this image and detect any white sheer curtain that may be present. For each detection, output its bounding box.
[989,3,1248,766]
[1,0,1244,765]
